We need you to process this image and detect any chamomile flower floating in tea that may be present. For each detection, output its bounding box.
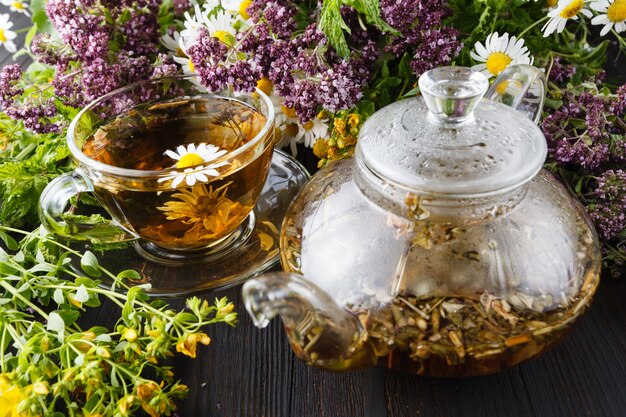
[159,143,228,188]
[157,182,249,240]
[470,32,533,77]
[590,0,626,36]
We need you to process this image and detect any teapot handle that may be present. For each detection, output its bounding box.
[485,64,547,124]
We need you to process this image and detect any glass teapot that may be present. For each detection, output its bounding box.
[242,65,601,376]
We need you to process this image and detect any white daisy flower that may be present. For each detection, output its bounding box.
[161,31,184,56]
[590,0,626,36]
[542,0,593,37]
[180,4,209,49]
[276,105,330,156]
[0,13,17,53]
[221,0,254,19]
[0,1,30,16]
[205,10,237,45]
[301,117,329,149]
[275,104,305,156]
[173,37,196,75]
[158,143,229,188]
[470,32,534,78]
[203,0,222,14]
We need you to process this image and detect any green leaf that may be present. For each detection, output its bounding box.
[0,230,18,250]
[346,0,399,35]
[319,0,351,59]
[80,251,101,277]
[31,0,55,33]
[24,25,38,49]
[57,309,80,326]
[116,269,142,281]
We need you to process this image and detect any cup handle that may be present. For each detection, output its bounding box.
[485,64,547,124]
[38,171,138,244]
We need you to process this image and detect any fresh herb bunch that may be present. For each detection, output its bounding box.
[0,226,237,417]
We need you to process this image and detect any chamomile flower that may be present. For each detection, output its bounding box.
[0,0,30,16]
[542,0,593,37]
[301,116,330,149]
[158,143,228,188]
[161,31,184,56]
[590,0,626,36]
[0,14,17,53]
[205,10,237,45]
[275,104,304,155]
[470,32,534,78]
[221,0,254,19]
[173,37,196,75]
[180,4,209,49]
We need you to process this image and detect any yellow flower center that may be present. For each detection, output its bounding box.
[0,30,6,43]
[12,2,25,9]
[281,105,297,119]
[303,121,314,130]
[608,0,626,22]
[547,0,558,6]
[486,52,512,76]
[239,0,253,19]
[177,153,204,168]
[213,30,232,45]
[559,0,584,19]
[256,77,273,95]
[188,59,195,73]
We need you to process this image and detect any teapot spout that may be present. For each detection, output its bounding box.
[242,272,375,371]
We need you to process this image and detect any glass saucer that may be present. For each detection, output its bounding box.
[75,150,309,297]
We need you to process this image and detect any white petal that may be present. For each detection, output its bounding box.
[172,175,184,188]
[600,22,613,36]
[591,15,610,24]
[3,41,16,53]
[165,149,181,160]
[475,42,489,58]
[185,174,197,186]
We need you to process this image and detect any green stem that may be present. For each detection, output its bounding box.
[611,28,626,49]
[0,327,6,372]
[0,279,50,320]
[518,15,549,38]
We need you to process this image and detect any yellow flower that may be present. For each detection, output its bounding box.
[312,139,328,159]
[136,381,160,400]
[333,118,347,135]
[0,374,25,417]
[175,333,211,358]
[122,328,138,342]
[347,114,361,127]
[156,182,250,241]
[32,382,49,396]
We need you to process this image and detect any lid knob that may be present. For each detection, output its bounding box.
[418,67,489,124]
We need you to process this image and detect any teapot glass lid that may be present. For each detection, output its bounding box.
[356,66,547,196]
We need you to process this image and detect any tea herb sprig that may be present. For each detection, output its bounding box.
[0,225,237,417]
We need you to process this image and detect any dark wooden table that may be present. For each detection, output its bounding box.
[2,8,625,417]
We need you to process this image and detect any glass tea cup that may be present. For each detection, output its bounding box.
[38,76,275,266]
